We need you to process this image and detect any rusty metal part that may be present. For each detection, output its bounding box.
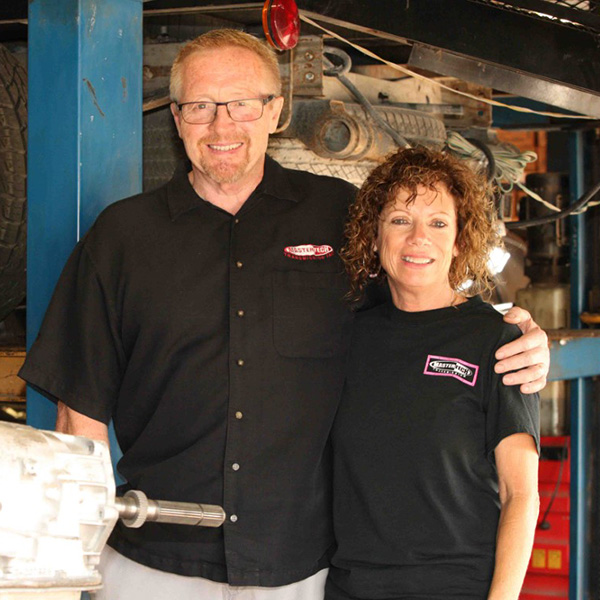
[143,64,172,82]
[322,51,411,149]
[275,47,293,133]
[143,92,171,112]
[279,98,446,160]
[580,312,600,325]
[284,99,379,160]
[0,347,25,403]
[292,36,324,96]
[547,329,600,341]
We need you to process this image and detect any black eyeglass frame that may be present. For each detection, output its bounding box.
[176,95,277,124]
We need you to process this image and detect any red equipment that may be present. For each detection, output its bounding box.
[262,0,300,51]
[521,436,570,600]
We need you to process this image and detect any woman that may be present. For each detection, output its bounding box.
[327,147,540,600]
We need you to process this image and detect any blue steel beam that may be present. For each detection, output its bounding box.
[548,336,600,381]
[26,1,142,442]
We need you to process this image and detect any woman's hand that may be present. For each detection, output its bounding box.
[495,307,549,394]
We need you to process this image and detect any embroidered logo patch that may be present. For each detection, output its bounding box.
[423,354,479,386]
[284,244,334,260]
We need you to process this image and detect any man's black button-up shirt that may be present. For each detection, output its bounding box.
[20,156,356,586]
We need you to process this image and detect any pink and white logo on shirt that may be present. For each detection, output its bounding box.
[424,354,479,386]
[284,244,334,260]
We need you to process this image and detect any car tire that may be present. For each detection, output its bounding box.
[0,44,27,322]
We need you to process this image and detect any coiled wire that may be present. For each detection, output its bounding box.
[446,131,599,221]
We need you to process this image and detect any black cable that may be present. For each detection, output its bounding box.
[507,178,600,229]
[322,48,411,149]
[538,442,568,531]
[321,46,352,77]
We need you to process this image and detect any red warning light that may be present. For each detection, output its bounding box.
[262,0,300,51]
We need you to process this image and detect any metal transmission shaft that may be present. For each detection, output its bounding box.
[115,489,226,529]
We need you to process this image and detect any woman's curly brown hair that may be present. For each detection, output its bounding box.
[341,146,502,301]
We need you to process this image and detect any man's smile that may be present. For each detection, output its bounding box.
[207,142,244,152]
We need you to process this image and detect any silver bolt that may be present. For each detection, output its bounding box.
[304,72,315,82]
[304,51,314,60]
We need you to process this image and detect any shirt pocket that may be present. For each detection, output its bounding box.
[273,270,352,358]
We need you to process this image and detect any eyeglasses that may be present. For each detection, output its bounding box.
[176,95,276,124]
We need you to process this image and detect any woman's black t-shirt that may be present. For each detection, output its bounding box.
[327,296,540,600]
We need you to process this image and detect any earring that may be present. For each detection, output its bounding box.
[368,252,382,279]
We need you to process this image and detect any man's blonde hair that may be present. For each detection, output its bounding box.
[170,29,282,102]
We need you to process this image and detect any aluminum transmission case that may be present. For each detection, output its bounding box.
[0,422,118,599]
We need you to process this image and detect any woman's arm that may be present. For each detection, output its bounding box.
[487,433,539,600]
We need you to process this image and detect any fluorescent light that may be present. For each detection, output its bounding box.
[488,246,511,275]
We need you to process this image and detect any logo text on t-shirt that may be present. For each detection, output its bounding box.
[284,244,334,260]
[423,354,479,386]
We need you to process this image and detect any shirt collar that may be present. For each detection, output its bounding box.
[166,155,299,221]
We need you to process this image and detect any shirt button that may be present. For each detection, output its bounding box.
[235,218,240,224]
[236,261,243,268]
[230,514,238,523]
[237,359,245,367]
[235,411,243,419]
[237,309,245,317]
[232,463,240,471]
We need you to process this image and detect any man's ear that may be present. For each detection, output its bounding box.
[268,96,285,134]
[171,102,183,139]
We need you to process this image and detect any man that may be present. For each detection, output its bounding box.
[20,29,549,600]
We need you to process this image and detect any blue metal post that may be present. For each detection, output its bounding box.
[568,131,590,600]
[26,0,142,457]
